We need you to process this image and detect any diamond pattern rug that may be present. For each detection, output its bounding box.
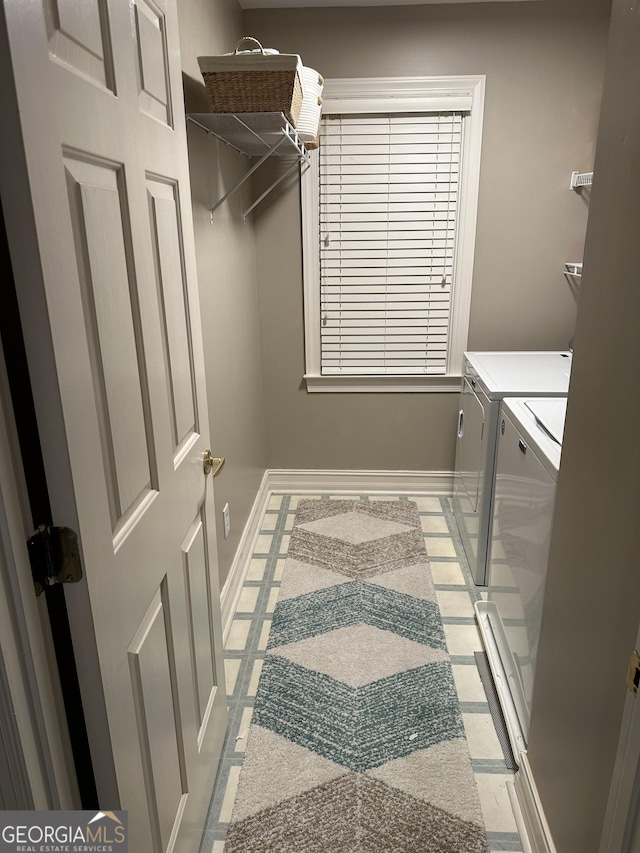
[224,499,490,853]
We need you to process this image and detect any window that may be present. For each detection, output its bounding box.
[302,77,485,392]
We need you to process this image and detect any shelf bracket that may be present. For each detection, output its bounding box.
[570,171,594,191]
[209,133,289,222]
[564,262,583,278]
[243,156,307,221]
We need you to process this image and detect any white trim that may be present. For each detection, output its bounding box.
[447,74,485,375]
[301,74,485,391]
[325,96,471,114]
[506,779,534,853]
[514,753,558,853]
[304,374,462,393]
[321,76,480,113]
[219,471,271,644]
[302,149,321,381]
[266,468,454,495]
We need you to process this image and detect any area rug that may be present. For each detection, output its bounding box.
[224,499,490,853]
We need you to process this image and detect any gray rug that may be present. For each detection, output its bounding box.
[225,499,489,852]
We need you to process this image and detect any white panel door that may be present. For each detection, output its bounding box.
[0,1,226,850]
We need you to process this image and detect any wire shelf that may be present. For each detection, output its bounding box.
[186,112,309,220]
[187,112,306,159]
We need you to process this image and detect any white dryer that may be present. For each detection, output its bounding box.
[451,351,571,585]
[476,396,567,757]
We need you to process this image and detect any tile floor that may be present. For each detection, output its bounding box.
[199,494,523,853]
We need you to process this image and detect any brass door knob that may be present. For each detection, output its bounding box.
[203,450,225,477]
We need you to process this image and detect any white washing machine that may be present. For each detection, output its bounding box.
[476,396,567,757]
[451,351,571,585]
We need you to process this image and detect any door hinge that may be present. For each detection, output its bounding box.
[627,650,640,696]
[27,525,83,597]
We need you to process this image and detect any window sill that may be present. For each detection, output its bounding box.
[304,374,463,393]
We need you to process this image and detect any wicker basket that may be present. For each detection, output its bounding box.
[198,38,304,127]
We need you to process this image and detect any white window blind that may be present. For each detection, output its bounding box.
[319,111,463,376]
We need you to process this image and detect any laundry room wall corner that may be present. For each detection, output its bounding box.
[177,0,269,590]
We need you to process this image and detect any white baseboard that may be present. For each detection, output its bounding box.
[514,752,558,853]
[266,469,454,495]
[219,468,454,644]
[219,470,271,644]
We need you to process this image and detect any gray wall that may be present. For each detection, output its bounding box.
[528,0,640,849]
[246,0,610,471]
[172,3,639,846]
[177,0,267,588]
[175,2,638,847]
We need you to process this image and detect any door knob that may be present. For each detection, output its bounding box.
[203,450,225,477]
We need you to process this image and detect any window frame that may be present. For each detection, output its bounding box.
[301,75,485,393]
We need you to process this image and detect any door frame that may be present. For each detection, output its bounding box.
[0,339,79,809]
[0,5,80,808]
[599,621,640,853]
